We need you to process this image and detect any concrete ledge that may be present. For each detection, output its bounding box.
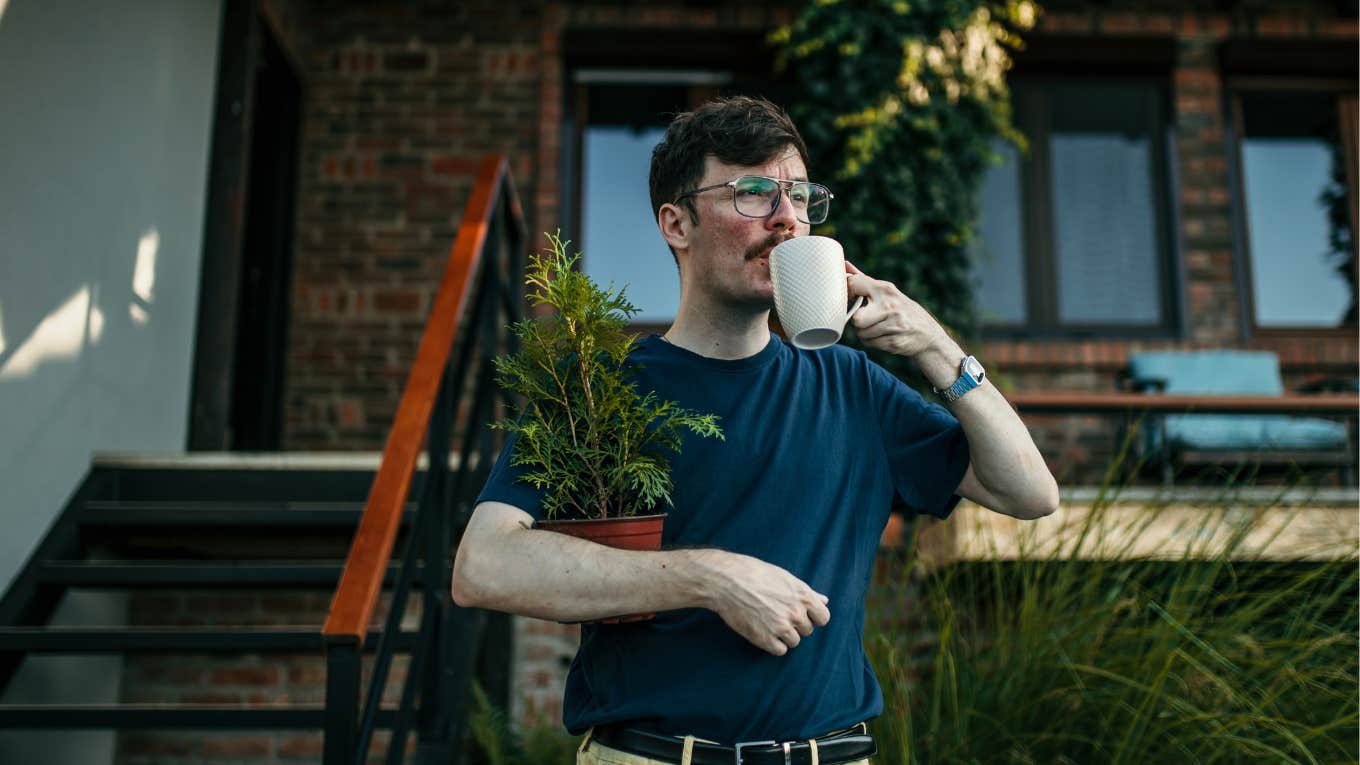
[91,452,471,471]
[911,485,1359,565]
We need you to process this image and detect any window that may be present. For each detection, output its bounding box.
[972,78,1177,336]
[1232,86,1358,330]
[572,77,705,324]
[563,26,788,327]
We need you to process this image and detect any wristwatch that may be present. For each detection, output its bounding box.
[934,355,986,403]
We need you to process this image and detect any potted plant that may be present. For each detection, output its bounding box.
[491,232,724,556]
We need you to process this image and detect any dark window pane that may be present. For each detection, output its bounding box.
[973,140,1027,324]
[1048,81,1163,325]
[1241,91,1356,328]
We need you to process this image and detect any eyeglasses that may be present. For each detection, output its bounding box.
[673,175,834,225]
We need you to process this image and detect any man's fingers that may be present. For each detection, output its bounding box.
[852,306,888,332]
[810,599,832,627]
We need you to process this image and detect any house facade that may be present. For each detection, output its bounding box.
[0,0,1354,761]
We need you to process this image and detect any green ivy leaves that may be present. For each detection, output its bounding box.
[775,0,1037,381]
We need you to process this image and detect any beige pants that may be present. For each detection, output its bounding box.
[576,728,872,765]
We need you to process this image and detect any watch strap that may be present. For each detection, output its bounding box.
[935,356,984,403]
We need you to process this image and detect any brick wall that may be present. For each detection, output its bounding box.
[283,0,541,451]
[115,590,418,765]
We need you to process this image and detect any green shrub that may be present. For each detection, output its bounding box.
[870,489,1358,764]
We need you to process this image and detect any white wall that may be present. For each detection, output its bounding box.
[0,0,222,583]
[0,0,222,759]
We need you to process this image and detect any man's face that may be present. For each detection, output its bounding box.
[680,145,811,310]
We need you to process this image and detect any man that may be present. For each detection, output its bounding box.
[452,96,1058,765]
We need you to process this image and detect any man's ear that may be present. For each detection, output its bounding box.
[657,202,692,253]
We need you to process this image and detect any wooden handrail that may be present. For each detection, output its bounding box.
[1008,391,1360,416]
[323,155,517,646]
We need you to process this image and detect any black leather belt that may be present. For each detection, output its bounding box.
[592,723,876,765]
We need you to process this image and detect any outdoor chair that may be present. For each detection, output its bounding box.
[1123,350,1356,486]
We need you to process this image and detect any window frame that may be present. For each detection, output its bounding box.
[978,73,1183,340]
[560,29,790,332]
[1226,76,1360,339]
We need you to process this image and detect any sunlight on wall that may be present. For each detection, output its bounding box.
[0,286,105,381]
[0,0,9,26]
[130,228,159,325]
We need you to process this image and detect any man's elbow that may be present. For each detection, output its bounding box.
[450,543,493,608]
[1019,477,1060,520]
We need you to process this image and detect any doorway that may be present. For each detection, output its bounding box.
[188,2,302,451]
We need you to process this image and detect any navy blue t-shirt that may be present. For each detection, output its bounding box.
[476,333,971,744]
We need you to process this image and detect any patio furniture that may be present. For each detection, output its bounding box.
[1124,350,1355,485]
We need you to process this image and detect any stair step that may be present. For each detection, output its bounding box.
[0,627,419,653]
[79,500,417,527]
[0,703,399,728]
[38,560,413,587]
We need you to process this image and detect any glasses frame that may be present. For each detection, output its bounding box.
[673,175,834,225]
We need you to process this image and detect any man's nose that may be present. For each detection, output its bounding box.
[764,188,798,230]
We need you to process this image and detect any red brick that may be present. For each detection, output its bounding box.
[1256,15,1305,36]
[1143,14,1175,35]
[430,154,480,176]
[1040,12,1093,34]
[373,288,423,312]
[279,733,325,759]
[289,663,328,686]
[1319,18,1359,38]
[201,735,272,757]
[1099,12,1141,34]
[209,666,281,686]
[119,732,197,756]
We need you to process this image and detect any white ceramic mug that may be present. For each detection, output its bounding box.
[769,236,864,350]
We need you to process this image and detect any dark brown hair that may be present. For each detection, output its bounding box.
[649,96,810,230]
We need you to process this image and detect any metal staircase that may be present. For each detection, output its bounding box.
[0,456,424,733]
[0,154,526,764]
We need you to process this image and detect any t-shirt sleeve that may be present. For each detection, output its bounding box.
[475,429,549,520]
[864,358,971,520]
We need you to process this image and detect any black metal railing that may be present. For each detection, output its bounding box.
[322,155,526,764]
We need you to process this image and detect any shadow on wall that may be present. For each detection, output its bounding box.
[0,228,159,382]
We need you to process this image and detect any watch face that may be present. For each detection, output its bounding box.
[964,356,985,382]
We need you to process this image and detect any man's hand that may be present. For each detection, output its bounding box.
[845,260,958,360]
[693,550,831,656]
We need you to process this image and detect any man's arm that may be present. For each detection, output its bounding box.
[452,501,832,655]
[847,263,1059,520]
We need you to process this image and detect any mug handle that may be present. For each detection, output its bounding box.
[842,295,865,328]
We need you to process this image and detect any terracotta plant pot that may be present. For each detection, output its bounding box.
[534,513,666,623]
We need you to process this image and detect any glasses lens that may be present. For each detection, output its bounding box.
[731,176,781,218]
[730,177,832,224]
[790,182,831,224]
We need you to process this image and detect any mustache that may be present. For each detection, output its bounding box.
[745,233,794,261]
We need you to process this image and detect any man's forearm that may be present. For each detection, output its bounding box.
[917,342,1059,518]
[452,502,834,655]
[452,502,713,622]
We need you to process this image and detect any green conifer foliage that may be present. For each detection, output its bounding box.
[774,0,1037,381]
[492,233,723,520]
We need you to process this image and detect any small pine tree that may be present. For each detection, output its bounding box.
[492,233,723,520]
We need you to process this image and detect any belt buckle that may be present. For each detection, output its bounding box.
[732,739,775,765]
